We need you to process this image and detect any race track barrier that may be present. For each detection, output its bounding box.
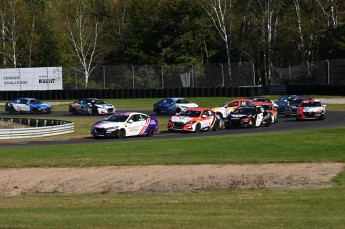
[0,118,74,139]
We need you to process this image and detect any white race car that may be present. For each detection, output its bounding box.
[91,112,159,138]
[296,99,326,120]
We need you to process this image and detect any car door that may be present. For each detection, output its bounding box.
[126,114,146,136]
[21,99,31,112]
[200,110,214,128]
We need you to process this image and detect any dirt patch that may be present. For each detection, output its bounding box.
[0,163,343,196]
[0,120,28,129]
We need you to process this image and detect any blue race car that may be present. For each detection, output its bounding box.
[5,98,52,114]
[153,98,198,115]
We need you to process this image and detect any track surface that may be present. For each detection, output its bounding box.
[1,110,345,147]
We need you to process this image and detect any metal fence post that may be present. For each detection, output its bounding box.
[132,65,135,89]
[103,66,106,89]
[251,61,256,86]
[326,60,330,84]
[161,65,164,89]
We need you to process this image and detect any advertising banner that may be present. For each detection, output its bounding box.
[0,67,63,91]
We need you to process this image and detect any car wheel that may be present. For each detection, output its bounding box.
[7,106,15,114]
[115,129,126,139]
[156,108,161,115]
[195,123,201,133]
[32,108,38,114]
[176,108,181,114]
[146,127,155,137]
[275,115,278,123]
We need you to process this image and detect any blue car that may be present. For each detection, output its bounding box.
[153,98,198,115]
[5,98,52,114]
[275,95,302,114]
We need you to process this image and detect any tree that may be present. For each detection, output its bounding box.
[64,0,103,88]
[199,0,234,85]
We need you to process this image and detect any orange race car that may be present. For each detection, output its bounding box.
[168,107,220,132]
[211,99,253,119]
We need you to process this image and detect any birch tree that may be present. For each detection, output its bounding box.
[199,0,234,85]
[0,0,23,67]
[65,0,102,88]
[314,0,343,30]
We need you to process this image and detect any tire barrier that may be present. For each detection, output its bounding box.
[1,85,342,101]
[0,118,74,139]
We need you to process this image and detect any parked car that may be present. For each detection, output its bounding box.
[275,95,302,113]
[5,98,52,114]
[168,107,220,132]
[296,99,326,120]
[224,106,272,129]
[153,98,198,115]
[91,112,158,138]
[211,99,252,119]
[69,98,115,115]
[252,101,278,123]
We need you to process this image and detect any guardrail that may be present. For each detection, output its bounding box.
[0,118,74,139]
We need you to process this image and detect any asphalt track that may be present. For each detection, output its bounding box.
[1,110,345,147]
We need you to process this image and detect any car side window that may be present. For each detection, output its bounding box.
[229,102,238,107]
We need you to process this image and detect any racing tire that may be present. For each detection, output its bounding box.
[115,129,126,139]
[32,108,38,114]
[146,127,155,137]
[69,106,78,115]
[156,108,162,116]
[275,115,278,123]
[6,105,15,114]
[176,108,181,114]
[321,114,326,120]
[195,123,201,133]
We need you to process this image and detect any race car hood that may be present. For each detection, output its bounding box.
[171,115,196,124]
[32,103,52,108]
[300,107,323,112]
[177,103,198,108]
[93,120,122,128]
[94,104,114,108]
[229,114,252,119]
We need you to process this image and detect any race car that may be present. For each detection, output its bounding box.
[153,98,198,115]
[252,101,278,123]
[275,95,302,113]
[69,98,115,115]
[4,98,52,114]
[168,107,220,132]
[284,98,306,117]
[224,106,272,129]
[296,99,326,120]
[91,112,158,138]
[211,99,252,119]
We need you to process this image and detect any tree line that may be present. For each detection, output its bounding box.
[0,0,344,88]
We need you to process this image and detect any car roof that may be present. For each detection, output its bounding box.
[185,107,210,111]
[114,111,147,116]
[14,98,38,100]
[252,101,272,106]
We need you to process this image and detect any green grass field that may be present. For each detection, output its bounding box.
[1,97,345,228]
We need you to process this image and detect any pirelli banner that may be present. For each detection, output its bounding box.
[0,67,63,91]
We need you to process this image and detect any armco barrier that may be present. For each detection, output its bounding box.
[0,118,74,139]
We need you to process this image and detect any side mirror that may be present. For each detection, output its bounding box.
[202,114,207,118]
[128,119,134,124]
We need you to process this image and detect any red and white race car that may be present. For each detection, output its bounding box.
[168,107,220,132]
[252,101,278,123]
[296,99,326,120]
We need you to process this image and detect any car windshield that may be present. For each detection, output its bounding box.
[175,99,190,104]
[233,107,255,115]
[93,100,106,104]
[300,102,321,107]
[105,114,129,122]
[179,110,201,117]
[262,105,271,110]
[289,99,303,106]
[30,99,41,104]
